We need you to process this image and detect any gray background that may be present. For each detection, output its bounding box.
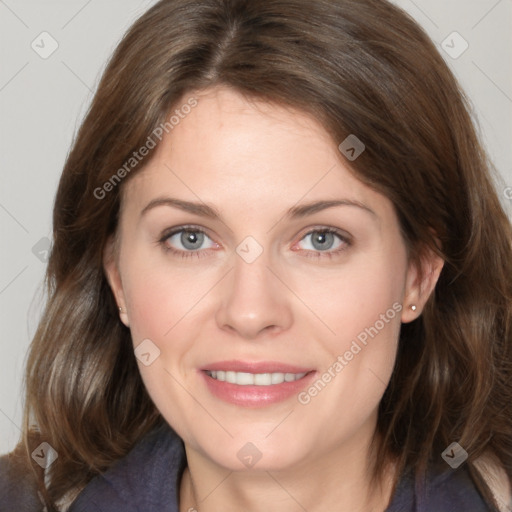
[1,0,511,455]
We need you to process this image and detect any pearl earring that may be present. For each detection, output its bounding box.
[410,304,417,311]
[119,306,123,313]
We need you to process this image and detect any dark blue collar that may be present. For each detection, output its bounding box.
[70,424,492,512]
[70,423,185,512]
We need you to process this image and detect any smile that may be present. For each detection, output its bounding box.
[205,370,307,386]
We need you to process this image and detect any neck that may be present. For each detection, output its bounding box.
[179,430,397,512]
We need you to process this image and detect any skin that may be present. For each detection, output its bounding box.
[104,86,443,512]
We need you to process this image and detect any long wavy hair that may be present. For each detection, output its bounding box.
[17,0,512,509]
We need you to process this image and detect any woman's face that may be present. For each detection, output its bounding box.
[105,86,433,472]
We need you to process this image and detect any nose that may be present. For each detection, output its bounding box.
[215,248,294,340]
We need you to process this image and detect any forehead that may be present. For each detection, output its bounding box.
[121,86,391,222]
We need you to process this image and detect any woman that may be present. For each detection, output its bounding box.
[1,0,511,510]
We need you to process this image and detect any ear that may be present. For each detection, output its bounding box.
[401,245,444,323]
[103,235,130,327]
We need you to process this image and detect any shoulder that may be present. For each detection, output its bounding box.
[418,462,495,512]
[387,458,504,512]
[0,450,43,512]
[69,423,185,512]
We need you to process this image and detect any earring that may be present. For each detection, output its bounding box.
[409,304,417,311]
[119,306,123,313]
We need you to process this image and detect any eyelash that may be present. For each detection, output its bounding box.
[158,225,352,260]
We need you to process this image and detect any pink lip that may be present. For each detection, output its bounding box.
[199,360,316,408]
[201,360,313,374]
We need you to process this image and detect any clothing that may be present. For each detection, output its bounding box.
[69,425,496,512]
[0,451,41,512]
[0,424,496,511]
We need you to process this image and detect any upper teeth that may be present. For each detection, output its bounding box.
[207,370,307,386]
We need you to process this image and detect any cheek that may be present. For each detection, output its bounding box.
[294,244,406,409]
[120,259,214,436]
[120,252,219,405]
[122,253,213,343]
[294,245,406,345]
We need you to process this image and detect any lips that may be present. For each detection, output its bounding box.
[200,360,316,407]
[202,360,313,374]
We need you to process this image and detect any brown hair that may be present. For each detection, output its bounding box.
[20,0,512,508]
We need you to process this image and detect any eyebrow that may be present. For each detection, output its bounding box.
[140,197,377,220]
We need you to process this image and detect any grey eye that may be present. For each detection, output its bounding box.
[165,229,215,252]
[180,230,205,250]
[300,230,344,252]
